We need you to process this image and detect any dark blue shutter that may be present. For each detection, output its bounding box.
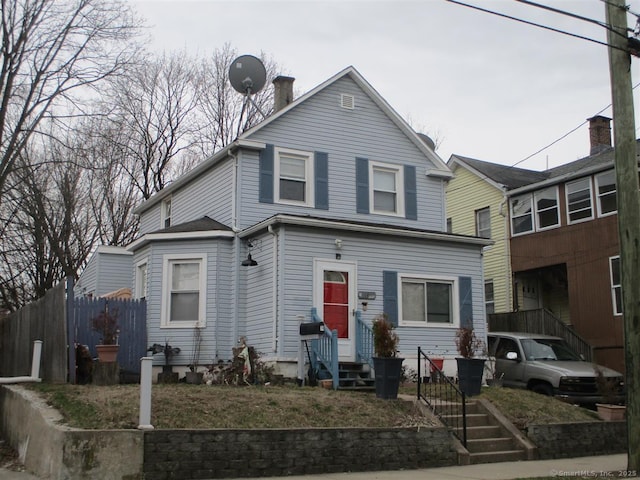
[259,144,274,204]
[315,151,329,210]
[404,165,417,220]
[459,276,473,329]
[383,270,399,326]
[356,157,369,214]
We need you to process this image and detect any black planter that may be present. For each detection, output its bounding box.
[373,356,405,400]
[456,357,486,396]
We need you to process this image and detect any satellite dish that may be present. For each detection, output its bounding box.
[229,55,267,94]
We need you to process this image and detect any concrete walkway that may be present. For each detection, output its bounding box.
[0,454,633,479]
[236,454,632,480]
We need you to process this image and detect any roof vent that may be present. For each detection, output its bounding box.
[340,94,355,109]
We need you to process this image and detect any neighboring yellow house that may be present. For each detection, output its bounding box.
[445,155,547,315]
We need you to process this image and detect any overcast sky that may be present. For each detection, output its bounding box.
[132,0,640,171]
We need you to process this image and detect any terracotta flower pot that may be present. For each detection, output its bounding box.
[95,344,119,363]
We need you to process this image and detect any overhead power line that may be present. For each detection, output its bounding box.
[445,0,631,55]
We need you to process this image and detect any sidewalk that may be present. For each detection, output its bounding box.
[0,454,632,479]
[237,454,632,480]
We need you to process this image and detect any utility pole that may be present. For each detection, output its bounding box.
[605,0,640,471]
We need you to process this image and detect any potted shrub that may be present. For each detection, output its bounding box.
[455,326,485,396]
[372,314,404,400]
[595,367,626,421]
[148,342,181,383]
[186,325,204,384]
[91,305,120,363]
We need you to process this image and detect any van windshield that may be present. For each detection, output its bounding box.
[521,338,582,361]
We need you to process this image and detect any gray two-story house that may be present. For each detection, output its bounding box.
[127,66,491,380]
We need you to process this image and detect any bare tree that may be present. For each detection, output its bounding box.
[106,50,202,200]
[0,138,97,308]
[194,44,282,157]
[0,0,142,203]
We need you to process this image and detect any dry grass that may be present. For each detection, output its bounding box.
[28,383,437,430]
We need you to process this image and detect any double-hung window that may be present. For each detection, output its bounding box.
[400,275,457,326]
[596,170,617,216]
[610,256,622,316]
[275,147,314,206]
[510,194,534,235]
[475,207,491,238]
[370,161,404,216]
[566,177,593,223]
[485,280,495,315]
[135,261,148,299]
[162,254,206,327]
[162,197,172,228]
[534,186,559,230]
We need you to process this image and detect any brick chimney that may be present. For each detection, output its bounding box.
[588,115,612,155]
[272,76,295,112]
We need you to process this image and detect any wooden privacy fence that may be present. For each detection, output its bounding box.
[1,278,147,383]
[71,295,147,379]
[0,281,68,382]
[488,308,593,361]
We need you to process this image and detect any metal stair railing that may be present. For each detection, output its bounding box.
[488,308,594,361]
[310,307,339,389]
[417,347,467,448]
[355,310,374,369]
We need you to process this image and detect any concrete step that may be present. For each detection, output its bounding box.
[466,437,515,453]
[469,449,528,465]
[441,413,491,427]
[455,425,502,439]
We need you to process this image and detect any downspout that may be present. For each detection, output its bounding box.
[268,225,278,352]
[499,192,513,312]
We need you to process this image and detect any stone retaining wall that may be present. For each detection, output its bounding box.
[527,421,627,459]
[143,427,458,479]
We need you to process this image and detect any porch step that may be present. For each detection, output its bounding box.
[468,450,528,464]
[319,362,375,391]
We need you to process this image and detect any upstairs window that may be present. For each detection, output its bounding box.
[566,177,593,223]
[370,161,404,216]
[510,194,533,235]
[596,170,617,216]
[475,207,491,238]
[534,186,559,230]
[446,217,452,233]
[162,197,172,228]
[275,147,314,206]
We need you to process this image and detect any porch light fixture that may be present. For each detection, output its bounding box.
[242,240,258,266]
[242,253,258,267]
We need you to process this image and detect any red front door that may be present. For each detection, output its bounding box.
[323,271,349,338]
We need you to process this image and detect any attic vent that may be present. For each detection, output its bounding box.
[340,94,355,109]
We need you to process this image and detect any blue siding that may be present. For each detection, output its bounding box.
[240,76,446,230]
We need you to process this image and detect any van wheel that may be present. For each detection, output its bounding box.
[530,383,552,396]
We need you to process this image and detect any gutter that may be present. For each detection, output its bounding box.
[239,215,493,247]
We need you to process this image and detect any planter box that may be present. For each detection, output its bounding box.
[456,357,486,396]
[596,403,626,421]
[373,357,404,399]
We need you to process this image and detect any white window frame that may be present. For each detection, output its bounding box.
[510,194,534,236]
[161,254,207,328]
[566,177,594,224]
[398,273,459,328]
[274,147,314,207]
[595,170,617,217]
[485,279,495,315]
[534,186,560,231]
[609,256,622,316]
[475,207,491,238]
[369,160,405,217]
[161,197,172,228]
[135,260,148,299]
